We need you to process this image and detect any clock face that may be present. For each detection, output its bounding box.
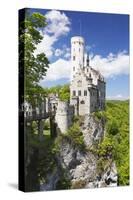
[77,80,82,87]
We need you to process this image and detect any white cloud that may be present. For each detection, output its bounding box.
[64,47,71,59]
[35,34,56,57]
[55,49,63,57]
[107,94,129,100]
[40,50,129,83]
[90,51,129,78]
[45,10,71,37]
[42,58,71,82]
[35,10,71,58]
[64,52,71,59]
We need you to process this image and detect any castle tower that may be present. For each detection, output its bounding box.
[71,36,85,80]
[55,101,74,133]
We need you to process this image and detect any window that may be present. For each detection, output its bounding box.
[84,90,87,96]
[73,90,76,96]
[78,90,81,96]
[73,56,75,61]
[80,100,85,104]
[79,48,80,52]
[73,66,75,71]
[77,80,82,87]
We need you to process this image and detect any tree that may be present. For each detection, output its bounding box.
[107,119,119,136]
[19,9,49,102]
[59,84,70,101]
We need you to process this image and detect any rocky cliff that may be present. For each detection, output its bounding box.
[40,114,118,190]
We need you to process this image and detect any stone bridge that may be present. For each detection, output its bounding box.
[21,97,57,140]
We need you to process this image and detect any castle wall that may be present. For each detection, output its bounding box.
[97,80,106,110]
[55,101,74,133]
[70,69,91,115]
[70,97,79,116]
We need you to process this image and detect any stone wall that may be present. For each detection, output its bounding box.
[55,101,74,133]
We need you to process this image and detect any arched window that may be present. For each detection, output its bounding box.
[78,90,81,96]
[84,90,87,96]
[77,80,82,87]
[80,100,85,104]
[73,90,76,96]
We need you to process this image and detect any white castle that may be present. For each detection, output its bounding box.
[23,36,106,134]
[70,36,106,115]
[55,36,106,133]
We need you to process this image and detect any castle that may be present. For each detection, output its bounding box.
[24,36,106,135]
[70,36,106,115]
[55,36,106,133]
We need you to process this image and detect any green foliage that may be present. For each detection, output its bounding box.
[42,84,70,101]
[107,119,119,136]
[97,137,115,158]
[94,100,129,185]
[92,110,107,122]
[56,168,71,189]
[19,9,49,102]
[97,157,111,175]
[53,123,85,153]
[66,123,85,151]
[48,85,62,94]
[73,115,85,126]
[59,84,70,101]
[104,100,129,185]
[44,120,50,130]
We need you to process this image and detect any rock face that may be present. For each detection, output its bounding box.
[40,114,117,190]
[58,135,117,189]
[81,115,105,147]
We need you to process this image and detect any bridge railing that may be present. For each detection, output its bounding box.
[25,112,50,122]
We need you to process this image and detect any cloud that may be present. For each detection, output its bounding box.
[35,34,56,57]
[35,10,71,58]
[64,47,71,59]
[54,46,71,59]
[40,50,129,83]
[64,52,71,59]
[45,10,71,37]
[90,51,129,78]
[55,49,63,57]
[42,58,71,82]
[107,94,129,100]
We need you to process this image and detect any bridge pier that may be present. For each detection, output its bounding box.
[38,120,44,142]
[50,116,57,138]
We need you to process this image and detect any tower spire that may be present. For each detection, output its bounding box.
[87,53,90,67]
[79,20,82,36]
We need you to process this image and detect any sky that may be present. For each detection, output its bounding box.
[30,8,129,100]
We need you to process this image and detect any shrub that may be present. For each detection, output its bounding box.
[44,120,50,130]
[71,179,86,189]
[93,111,107,121]
[97,137,114,158]
[107,120,119,136]
[67,123,86,151]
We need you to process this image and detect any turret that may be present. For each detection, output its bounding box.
[71,36,85,80]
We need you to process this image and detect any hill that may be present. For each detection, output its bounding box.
[105,100,129,185]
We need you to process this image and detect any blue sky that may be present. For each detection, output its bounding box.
[30,8,129,100]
